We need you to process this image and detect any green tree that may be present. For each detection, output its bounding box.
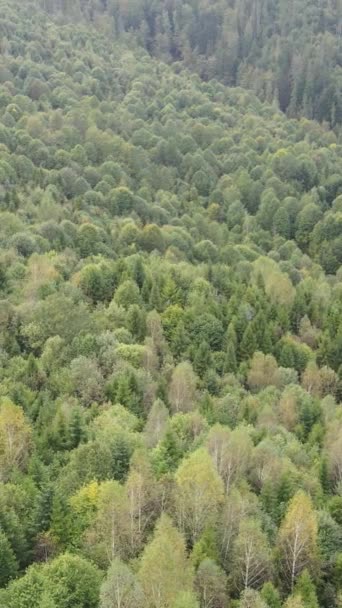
[195,558,227,608]
[168,362,197,414]
[138,514,193,608]
[293,570,319,608]
[99,558,143,608]
[0,398,32,480]
[175,448,224,543]
[0,530,18,587]
[260,582,281,608]
[232,519,272,591]
[278,492,318,591]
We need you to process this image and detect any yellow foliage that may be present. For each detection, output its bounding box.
[0,398,32,480]
[175,447,224,542]
[25,253,59,300]
[253,257,295,306]
[70,480,100,514]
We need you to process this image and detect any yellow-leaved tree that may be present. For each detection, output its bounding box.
[0,398,32,481]
[138,513,193,608]
[175,447,224,543]
[277,491,318,591]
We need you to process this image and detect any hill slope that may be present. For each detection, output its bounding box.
[0,2,341,608]
[31,0,342,125]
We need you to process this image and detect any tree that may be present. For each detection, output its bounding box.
[260,582,281,608]
[206,425,252,492]
[125,450,159,556]
[127,304,147,342]
[219,488,258,570]
[140,225,165,253]
[239,589,268,608]
[144,399,169,449]
[0,553,101,608]
[277,492,318,591]
[240,324,257,361]
[193,340,212,378]
[0,530,18,587]
[0,563,46,608]
[70,356,104,406]
[191,527,220,569]
[110,187,135,216]
[0,398,32,481]
[44,553,102,608]
[168,362,197,414]
[225,341,237,374]
[99,558,143,608]
[232,519,272,591]
[273,207,291,239]
[175,448,224,543]
[247,353,280,391]
[138,514,193,608]
[171,591,199,608]
[293,570,319,608]
[78,263,115,303]
[114,280,141,309]
[283,598,304,608]
[195,558,227,608]
[84,480,129,566]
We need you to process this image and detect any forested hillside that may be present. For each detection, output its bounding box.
[0,1,341,607]
[37,0,342,126]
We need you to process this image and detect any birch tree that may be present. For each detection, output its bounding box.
[125,450,159,556]
[138,514,193,608]
[100,558,144,608]
[206,425,252,492]
[277,492,318,591]
[232,519,272,591]
[85,481,129,566]
[175,448,224,543]
[168,362,197,414]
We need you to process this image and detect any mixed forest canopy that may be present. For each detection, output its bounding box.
[37,0,342,126]
[0,0,341,607]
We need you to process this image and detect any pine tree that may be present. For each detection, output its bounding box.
[193,340,212,378]
[152,429,181,476]
[171,322,189,361]
[149,280,162,311]
[68,407,85,449]
[225,341,237,373]
[0,530,18,587]
[32,483,54,535]
[131,257,145,289]
[240,323,257,361]
[26,354,43,390]
[273,207,291,239]
[50,493,73,548]
[127,304,146,342]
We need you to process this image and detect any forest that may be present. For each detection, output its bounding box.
[38,0,342,126]
[0,0,341,607]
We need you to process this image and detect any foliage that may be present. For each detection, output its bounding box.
[0,1,340,607]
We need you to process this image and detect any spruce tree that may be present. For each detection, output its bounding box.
[0,531,18,587]
[240,323,257,361]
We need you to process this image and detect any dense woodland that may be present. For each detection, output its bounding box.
[0,1,341,607]
[37,0,342,126]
